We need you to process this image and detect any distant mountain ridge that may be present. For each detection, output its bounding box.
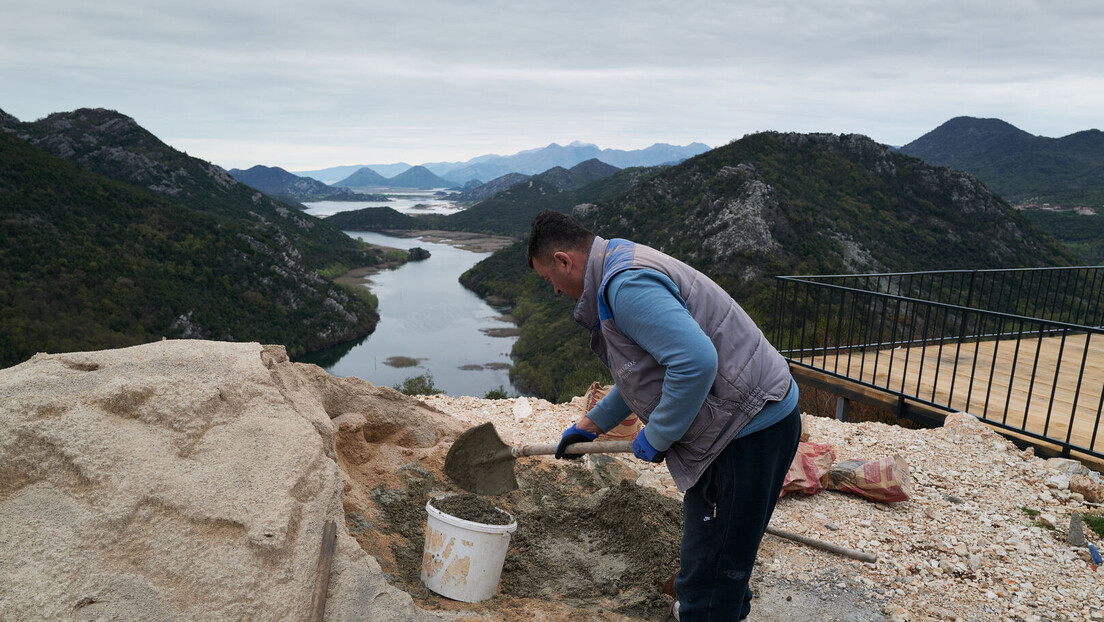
[323,158,633,235]
[381,165,451,189]
[900,116,1104,208]
[295,140,709,185]
[332,166,390,188]
[228,165,367,201]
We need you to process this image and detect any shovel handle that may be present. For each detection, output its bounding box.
[513,440,634,458]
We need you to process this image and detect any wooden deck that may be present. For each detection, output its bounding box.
[802,332,1104,454]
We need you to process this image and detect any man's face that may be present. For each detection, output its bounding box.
[533,251,584,301]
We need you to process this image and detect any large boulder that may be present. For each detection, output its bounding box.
[0,340,461,621]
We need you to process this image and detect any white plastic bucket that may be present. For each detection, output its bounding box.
[420,498,517,602]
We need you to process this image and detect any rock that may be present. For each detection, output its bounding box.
[0,341,451,622]
[1068,513,1087,547]
[512,397,533,421]
[1046,474,1071,490]
[1038,513,1058,529]
[1070,474,1104,503]
[1045,457,1089,476]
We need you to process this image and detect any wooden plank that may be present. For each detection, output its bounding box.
[309,519,337,622]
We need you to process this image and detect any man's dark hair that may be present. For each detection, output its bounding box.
[526,210,594,268]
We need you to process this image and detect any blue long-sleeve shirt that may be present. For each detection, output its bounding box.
[585,268,797,450]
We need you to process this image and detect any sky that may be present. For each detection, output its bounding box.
[2,1,1101,172]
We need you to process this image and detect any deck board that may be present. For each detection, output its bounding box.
[803,332,1104,453]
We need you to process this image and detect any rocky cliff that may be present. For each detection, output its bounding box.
[0,340,462,621]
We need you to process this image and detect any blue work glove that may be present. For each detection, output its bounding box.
[555,424,597,459]
[632,429,668,463]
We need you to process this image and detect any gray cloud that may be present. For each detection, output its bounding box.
[2,0,1101,169]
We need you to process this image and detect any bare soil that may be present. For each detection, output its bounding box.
[344,448,681,620]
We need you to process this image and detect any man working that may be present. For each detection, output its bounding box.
[527,210,801,621]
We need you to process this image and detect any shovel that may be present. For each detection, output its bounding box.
[444,422,633,495]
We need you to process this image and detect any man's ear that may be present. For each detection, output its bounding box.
[552,250,572,270]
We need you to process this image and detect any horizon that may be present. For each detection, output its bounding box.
[4,2,1101,171]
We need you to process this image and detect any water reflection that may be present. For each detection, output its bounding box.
[298,231,519,398]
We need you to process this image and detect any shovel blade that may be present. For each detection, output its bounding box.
[444,422,518,495]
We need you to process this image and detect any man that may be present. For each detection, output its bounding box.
[527,210,801,622]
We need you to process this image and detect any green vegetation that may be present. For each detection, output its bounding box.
[0,112,388,368]
[393,372,445,395]
[1084,513,1104,540]
[900,117,1104,208]
[384,356,420,368]
[1020,210,1104,265]
[325,206,434,231]
[484,386,509,399]
[461,242,611,402]
[462,132,1077,403]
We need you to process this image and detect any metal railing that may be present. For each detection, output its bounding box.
[773,266,1104,461]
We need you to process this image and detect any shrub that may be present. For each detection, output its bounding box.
[393,372,445,396]
[484,386,509,399]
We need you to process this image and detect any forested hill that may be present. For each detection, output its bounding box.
[900,116,1104,208]
[0,109,387,368]
[463,131,1077,401]
[579,132,1074,293]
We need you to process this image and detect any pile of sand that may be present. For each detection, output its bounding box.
[0,340,686,622]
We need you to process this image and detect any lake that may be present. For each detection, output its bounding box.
[303,190,461,217]
[296,214,521,398]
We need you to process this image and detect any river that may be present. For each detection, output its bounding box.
[297,197,520,398]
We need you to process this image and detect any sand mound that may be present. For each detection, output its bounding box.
[0,340,683,622]
[0,340,460,621]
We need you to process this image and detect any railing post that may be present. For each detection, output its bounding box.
[835,396,850,422]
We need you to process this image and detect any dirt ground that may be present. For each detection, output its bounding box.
[343,443,682,621]
[338,423,887,622]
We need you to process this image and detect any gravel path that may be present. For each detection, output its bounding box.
[420,394,1104,622]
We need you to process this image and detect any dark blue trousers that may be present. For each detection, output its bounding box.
[674,406,802,621]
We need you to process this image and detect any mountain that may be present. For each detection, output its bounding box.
[0,108,386,367]
[295,162,412,184]
[385,165,451,189]
[321,162,660,236]
[295,142,707,187]
[462,131,1076,401]
[900,117,1104,207]
[333,166,390,188]
[438,141,709,184]
[583,132,1073,284]
[228,164,366,201]
[454,172,531,203]
[541,158,621,189]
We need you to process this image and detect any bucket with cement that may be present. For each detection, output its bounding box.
[421,498,517,602]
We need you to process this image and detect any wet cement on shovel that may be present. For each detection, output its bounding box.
[443,422,518,496]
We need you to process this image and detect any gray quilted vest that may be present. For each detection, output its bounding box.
[573,236,792,490]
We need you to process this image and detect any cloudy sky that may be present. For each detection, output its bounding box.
[2,1,1101,171]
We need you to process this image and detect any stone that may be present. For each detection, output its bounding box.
[1046,474,1071,490]
[1070,474,1104,503]
[1045,458,1089,476]
[512,397,533,421]
[0,341,455,622]
[1068,513,1087,547]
